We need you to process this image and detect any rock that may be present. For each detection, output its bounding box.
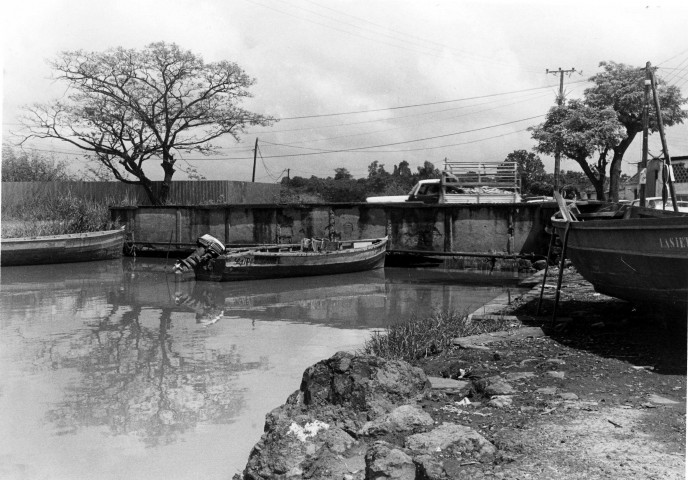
[533,259,548,270]
[428,376,470,392]
[545,358,566,365]
[240,352,431,480]
[488,395,514,408]
[647,394,680,405]
[452,327,545,348]
[359,404,434,436]
[301,445,366,480]
[546,371,566,379]
[406,422,497,462]
[413,454,445,480]
[365,441,416,480]
[475,376,516,396]
[300,351,430,417]
[505,371,535,381]
[536,387,558,395]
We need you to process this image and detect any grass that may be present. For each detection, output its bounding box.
[362,309,512,364]
[1,190,120,238]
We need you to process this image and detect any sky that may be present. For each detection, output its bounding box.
[2,0,688,183]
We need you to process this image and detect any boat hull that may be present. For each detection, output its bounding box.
[194,238,388,281]
[1,228,125,266]
[552,215,688,312]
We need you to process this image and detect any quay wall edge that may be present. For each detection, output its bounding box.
[110,202,557,256]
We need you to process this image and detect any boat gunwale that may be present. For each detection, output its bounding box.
[223,237,388,259]
[0,227,125,244]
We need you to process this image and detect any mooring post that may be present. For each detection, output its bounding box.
[552,223,571,324]
[536,230,557,315]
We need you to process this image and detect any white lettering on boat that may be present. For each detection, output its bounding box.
[659,237,688,249]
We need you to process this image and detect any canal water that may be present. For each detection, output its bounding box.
[0,258,525,479]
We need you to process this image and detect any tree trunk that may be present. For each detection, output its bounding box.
[140,179,161,206]
[608,132,636,203]
[575,155,606,201]
[159,159,176,205]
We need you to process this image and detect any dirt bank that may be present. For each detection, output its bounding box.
[418,266,686,479]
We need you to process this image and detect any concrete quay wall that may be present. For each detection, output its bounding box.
[110,202,556,256]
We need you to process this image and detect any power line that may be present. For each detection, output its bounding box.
[277,82,585,120]
[260,91,552,148]
[242,114,544,159]
[15,114,544,161]
[246,88,554,136]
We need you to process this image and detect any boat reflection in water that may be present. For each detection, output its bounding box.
[0,257,523,480]
[173,267,521,328]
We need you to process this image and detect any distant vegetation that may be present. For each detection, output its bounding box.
[278,153,600,203]
[1,189,120,238]
[1,146,77,182]
[278,160,441,203]
[1,148,119,237]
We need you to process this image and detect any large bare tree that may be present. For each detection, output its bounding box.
[19,42,274,205]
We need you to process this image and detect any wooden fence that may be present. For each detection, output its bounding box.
[1,181,282,209]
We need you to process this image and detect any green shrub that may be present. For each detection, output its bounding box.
[1,190,119,238]
[362,309,512,363]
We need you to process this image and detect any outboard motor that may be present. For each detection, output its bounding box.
[173,234,226,273]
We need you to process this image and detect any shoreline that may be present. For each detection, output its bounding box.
[234,266,686,479]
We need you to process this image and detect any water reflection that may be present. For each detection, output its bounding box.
[43,307,257,447]
[0,258,524,479]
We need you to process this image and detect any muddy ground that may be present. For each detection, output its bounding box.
[418,267,686,479]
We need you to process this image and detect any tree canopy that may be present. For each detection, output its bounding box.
[280,160,442,203]
[504,149,551,196]
[530,61,687,201]
[18,42,274,205]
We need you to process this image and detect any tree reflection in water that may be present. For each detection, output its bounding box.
[43,305,266,447]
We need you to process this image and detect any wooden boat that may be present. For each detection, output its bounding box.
[551,201,688,312]
[190,236,388,282]
[0,227,125,266]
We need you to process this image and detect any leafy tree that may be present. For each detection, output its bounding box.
[1,146,75,181]
[393,160,413,178]
[334,167,353,180]
[503,150,548,196]
[367,161,391,193]
[18,42,273,205]
[530,61,687,201]
[415,161,441,181]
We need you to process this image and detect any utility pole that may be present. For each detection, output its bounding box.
[252,138,258,183]
[649,65,679,212]
[546,67,577,192]
[640,62,651,207]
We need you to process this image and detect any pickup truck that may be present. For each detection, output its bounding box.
[366,161,522,204]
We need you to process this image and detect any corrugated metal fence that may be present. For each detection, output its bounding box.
[1,181,282,208]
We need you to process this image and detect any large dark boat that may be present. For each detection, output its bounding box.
[551,202,688,313]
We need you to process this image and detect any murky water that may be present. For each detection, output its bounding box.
[0,258,524,479]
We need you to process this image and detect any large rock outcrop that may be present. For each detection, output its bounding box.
[236,351,497,480]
